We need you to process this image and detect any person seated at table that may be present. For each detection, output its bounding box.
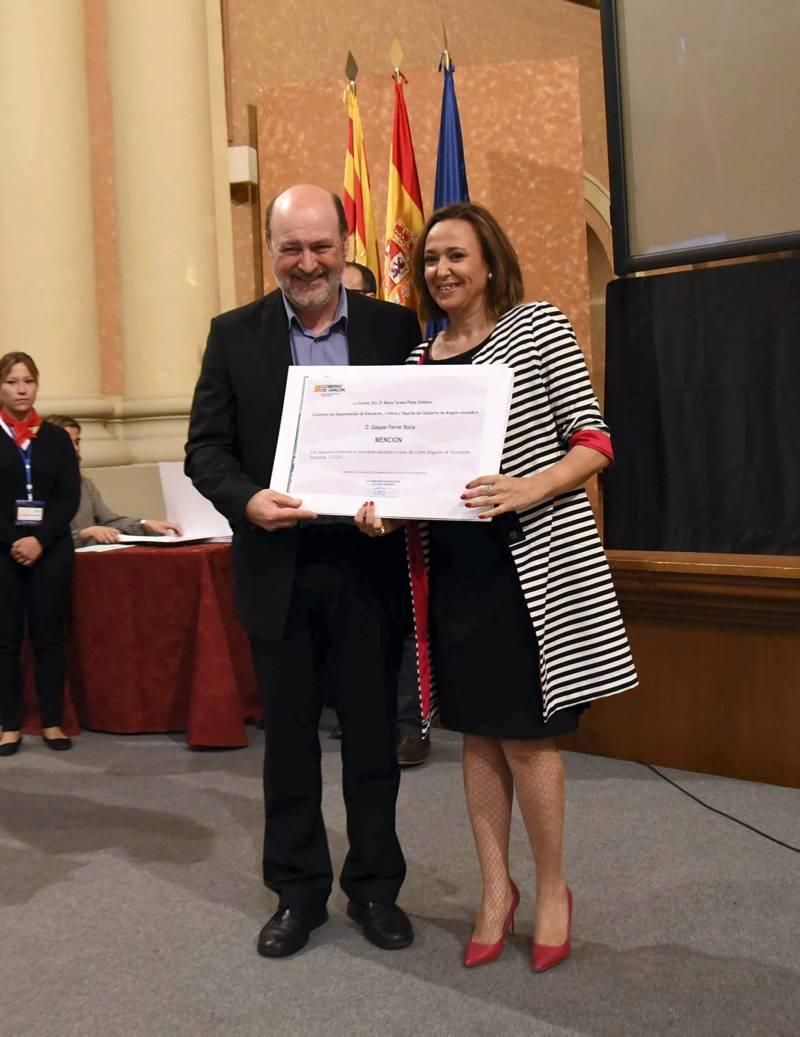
[0,353,80,756]
[46,415,183,546]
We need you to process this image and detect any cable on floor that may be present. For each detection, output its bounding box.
[640,762,800,855]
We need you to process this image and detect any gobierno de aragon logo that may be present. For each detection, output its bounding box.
[313,384,346,393]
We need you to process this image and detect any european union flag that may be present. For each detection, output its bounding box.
[428,60,470,337]
[433,61,470,208]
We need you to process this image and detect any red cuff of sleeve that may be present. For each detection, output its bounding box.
[569,429,614,463]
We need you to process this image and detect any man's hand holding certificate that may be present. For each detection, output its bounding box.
[270,365,514,521]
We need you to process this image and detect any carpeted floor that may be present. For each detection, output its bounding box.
[1,723,798,1037]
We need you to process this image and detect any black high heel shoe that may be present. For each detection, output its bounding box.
[42,735,72,751]
[0,735,23,757]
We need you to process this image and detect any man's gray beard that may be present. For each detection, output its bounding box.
[279,274,340,313]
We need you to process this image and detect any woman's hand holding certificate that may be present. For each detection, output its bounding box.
[354,501,403,538]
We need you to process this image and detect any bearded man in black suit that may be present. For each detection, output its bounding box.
[185,184,420,958]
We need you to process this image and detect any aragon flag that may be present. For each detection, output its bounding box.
[343,81,381,296]
[383,73,424,307]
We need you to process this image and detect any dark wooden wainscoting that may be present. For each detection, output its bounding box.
[559,552,800,788]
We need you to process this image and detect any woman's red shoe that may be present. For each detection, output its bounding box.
[463,881,520,968]
[531,886,572,973]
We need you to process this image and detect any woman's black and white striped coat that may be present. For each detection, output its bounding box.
[407,301,637,721]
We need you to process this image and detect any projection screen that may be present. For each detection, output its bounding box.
[600,0,800,273]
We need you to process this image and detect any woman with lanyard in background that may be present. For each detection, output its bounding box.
[0,352,80,756]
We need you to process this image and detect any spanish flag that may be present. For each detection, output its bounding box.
[343,82,381,295]
[384,73,425,307]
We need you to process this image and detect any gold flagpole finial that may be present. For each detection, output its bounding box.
[345,50,359,87]
[389,39,404,78]
[441,22,451,69]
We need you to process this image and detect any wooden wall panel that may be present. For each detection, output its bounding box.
[560,553,800,789]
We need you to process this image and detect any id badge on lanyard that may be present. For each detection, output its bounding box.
[16,499,46,525]
[16,444,45,525]
[0,420,46,526]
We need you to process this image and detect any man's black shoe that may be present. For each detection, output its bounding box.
[397,732,430,768]
[346,901,414,950]
[257,905,328,958]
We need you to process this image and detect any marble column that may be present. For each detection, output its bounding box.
[0,0,126,464]
[106,0,228,461]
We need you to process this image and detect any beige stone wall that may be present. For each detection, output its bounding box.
[2,0,234,468]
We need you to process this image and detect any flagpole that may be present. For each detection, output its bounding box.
[428,29,471,334]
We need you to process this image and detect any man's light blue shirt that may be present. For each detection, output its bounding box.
[281,287,351,526]
[282,287,349,366]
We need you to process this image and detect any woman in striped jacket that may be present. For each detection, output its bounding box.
[356,203,637,973]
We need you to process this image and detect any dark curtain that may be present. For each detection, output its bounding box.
[603,257,800,554]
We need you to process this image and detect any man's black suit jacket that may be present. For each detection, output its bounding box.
[185,288,421,640]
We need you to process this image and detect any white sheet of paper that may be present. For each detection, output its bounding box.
[116,534,226,545]
[270,365,514,520]
[75,543,136,553]
[158,461,232,538]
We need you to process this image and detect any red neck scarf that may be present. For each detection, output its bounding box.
[0,407,42,450]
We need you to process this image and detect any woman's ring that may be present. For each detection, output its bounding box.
[485,484,495,496]
[376,525,386,537]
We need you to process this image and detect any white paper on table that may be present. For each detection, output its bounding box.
[116,533,226,546]
[76,543,136,553]
[157,461,232,538]
[270,365,514,521]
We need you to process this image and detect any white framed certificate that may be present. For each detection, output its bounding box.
[270,365,514,520]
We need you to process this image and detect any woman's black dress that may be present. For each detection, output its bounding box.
[425,344,581,739]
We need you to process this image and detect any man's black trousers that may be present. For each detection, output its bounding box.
[250,524,406,912]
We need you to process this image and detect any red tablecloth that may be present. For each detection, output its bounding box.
[22,544,261,747]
